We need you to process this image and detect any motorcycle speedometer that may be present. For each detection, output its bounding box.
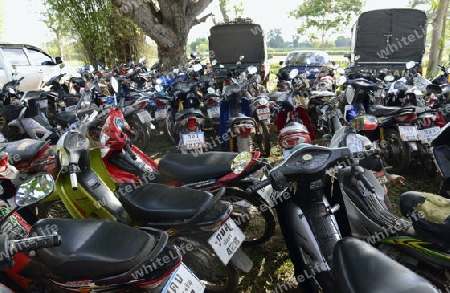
[114,117,127,131]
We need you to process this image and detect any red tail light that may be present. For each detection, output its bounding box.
[207,98,217,106]
[155,99,165,107]
[260,65,265,79]
[224,79,232,86]
[187,118,197,131]
[395,113,417,123]
[435,112,447,128]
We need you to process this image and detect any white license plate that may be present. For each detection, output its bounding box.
[417,126,441,144]
[39,99,48,108]
[136,110,152,123]
[155,108,168,120]
[398,125,419,141]
[208,218,245,265]
[161,262,205,293]
[181,132,204,150]
[257,107,270,121]
[207,105,220,119]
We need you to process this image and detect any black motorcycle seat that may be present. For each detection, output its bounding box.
[174,108,204,121]
[366,104,414,117]
[55,108,96,125]
[346,78,379,90]
[0,138,47,163]
[267,91,286,102]
[119,184,231,227]
[227,115,255,127]
[334,237,439,293]
[30,218,158,278]
[400,191,450,242]
[158,151,237,182]
[117,183,214,221]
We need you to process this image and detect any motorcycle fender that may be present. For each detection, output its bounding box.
[230,247,253,273]
[278,197,332,271]
[8,119,25,133]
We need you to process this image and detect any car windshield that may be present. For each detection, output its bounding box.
[285,51,330,66]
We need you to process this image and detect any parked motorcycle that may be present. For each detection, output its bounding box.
[334,237,439,293]
[219,66,258,153]
[0,173,204,293]
[98,108,275,246]
[165,64,205,154]
[326,125,450,292]
[41,111,251,293]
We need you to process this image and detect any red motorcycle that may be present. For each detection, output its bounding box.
[0,173,189,293]
[100,109,276,245]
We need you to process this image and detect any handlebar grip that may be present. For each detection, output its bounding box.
[246,178,271,194]
[70,173,78,190]
[10,234,62,255]
[124,141,137,160]
[122,127,136,139]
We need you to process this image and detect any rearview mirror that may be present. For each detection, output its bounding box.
[406,61,416,70]
[247,66,257,75]
[384,75,395,82]
[111,76,119,93]
[231,152,252,174]
[289,69,299,79]
[16,173,55,207]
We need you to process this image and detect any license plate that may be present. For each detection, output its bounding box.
[374,170,389,185]
[39,99,48,108]
[257,107,270,121]
[136,110,152,123]
[161,262,205,293]
[181,132,204,150]
[418,126,441,144]
[155,107,168,120]
[398,125,419,141]
[208,218,245,265]
[207,105,220,119]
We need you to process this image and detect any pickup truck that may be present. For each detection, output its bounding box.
[345,8,427,78]
[208,18,270,87]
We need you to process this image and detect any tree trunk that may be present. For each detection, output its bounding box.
[427,0,450,78]
[111,0,213,72]
[438,0,450,63]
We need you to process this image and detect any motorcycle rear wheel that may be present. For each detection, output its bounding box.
[222,187,275,246]
[127,115,150,151]
[171,235,239,293]
[380,128,411,174]
[254,121,271,157]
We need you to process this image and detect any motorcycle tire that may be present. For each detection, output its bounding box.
[165,109,178,145]
[171,235,239,293]
[255,120,271,158]
[127,115,150,151]
[222,187,275,246]
[380,128,411,174]
[37,200,72,219]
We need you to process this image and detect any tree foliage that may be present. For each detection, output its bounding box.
[44,0,146,68]
[111,0,214,71]
[290,0,364,49]
[268,29,285,48]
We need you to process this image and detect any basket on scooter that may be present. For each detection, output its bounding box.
[3,104,24,121]
[278,122,311,150]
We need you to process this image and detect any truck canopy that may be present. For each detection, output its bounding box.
[352,8,427,63]
[208,23,265,64]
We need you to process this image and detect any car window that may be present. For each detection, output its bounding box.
[2,48,30,66]
[285,52,331,66]
[26,48,55,66]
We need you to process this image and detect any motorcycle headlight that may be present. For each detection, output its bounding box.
[346,133,365,153]
[114,117,127,131]
[155,84,163,92]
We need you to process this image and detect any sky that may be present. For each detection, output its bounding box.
[2,0,411,47]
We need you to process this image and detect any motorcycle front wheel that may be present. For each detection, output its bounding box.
[222,187,275,246]
[127,115,150,150]
[171,235,239,293]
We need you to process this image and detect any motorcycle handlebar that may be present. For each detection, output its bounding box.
[246,177,271,194]
[124,140,137,160]
[10,234,62,254]
[70,173,78,190]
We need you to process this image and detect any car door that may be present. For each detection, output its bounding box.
[24,47,60,87]
[1,46,40,91]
